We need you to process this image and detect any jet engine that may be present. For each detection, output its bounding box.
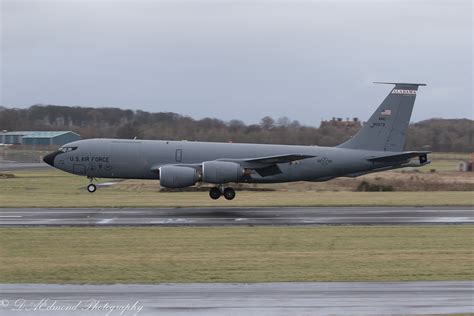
[202,161,244,184]
[159,165,199,188]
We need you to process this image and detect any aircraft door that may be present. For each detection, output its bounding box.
[175,149,182,162]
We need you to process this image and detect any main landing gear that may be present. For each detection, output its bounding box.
[209,185,236,200]
[87,177,97,193]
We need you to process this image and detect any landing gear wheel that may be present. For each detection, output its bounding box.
[87,183,97,193]
[209,187,221,200]
[223,187,236,200]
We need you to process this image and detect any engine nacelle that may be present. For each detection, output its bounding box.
[159,165,199,188]
[202,161,244,184]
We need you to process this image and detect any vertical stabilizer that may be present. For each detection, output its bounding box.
[338,82,426,152]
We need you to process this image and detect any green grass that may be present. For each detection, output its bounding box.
[0,169,472,207]
[420,159,462,172]
[428,152,471,160]
[0,226,472,283]
[405,152,471,172]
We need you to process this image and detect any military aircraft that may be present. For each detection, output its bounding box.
[44,82,430,200]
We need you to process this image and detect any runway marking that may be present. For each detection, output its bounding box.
[150,219,192,224]
[1,208,472,213]
[97,218,114,224]
[428,217,473,223]
[144,217,474,221]
[0,207,473,226]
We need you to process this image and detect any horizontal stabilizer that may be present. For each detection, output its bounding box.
[367,151,430,163]
[373,82,426,86]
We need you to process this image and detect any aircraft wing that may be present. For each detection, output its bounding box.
[150,154,316,178]
[220,154,316,177]
[367,151,430,163]
[220,154,316,165]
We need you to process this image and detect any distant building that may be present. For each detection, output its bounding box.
[0,131,80,146]
[457,154,473,172]
[320,117,362,128]
[0,131,30,144]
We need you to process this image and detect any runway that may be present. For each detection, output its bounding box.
[0,281,472,315]
[0,161,48,171]
[0,206,473,226]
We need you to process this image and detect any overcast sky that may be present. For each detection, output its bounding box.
[1,0,472,125]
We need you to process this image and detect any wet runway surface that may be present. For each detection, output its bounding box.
[1,281,472,315]
[0,207,473,226]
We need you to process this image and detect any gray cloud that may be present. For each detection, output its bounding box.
[1,0,472,125]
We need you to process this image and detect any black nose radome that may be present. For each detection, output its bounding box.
[43,151,60,167]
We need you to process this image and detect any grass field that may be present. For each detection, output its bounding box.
[0,168,472,207]
[0,226,472,283]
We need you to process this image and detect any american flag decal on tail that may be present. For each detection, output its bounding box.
[381,109,392,116]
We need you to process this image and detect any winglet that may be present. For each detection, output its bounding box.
[373,82,427,86]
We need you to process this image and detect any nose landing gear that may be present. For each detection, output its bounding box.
[87,183,97,193]
[209,185,236,200]
[87,177,97,193]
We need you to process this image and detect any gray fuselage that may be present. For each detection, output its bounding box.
[43,83,429,190]
[46,138,402,183]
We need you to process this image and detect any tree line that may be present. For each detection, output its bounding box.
[0,105,472,152]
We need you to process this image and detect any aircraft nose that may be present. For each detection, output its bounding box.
[43,151,60,167]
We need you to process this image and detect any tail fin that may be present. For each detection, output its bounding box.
[338,82,426,152]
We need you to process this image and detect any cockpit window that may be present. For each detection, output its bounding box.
[58,146,78,153]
